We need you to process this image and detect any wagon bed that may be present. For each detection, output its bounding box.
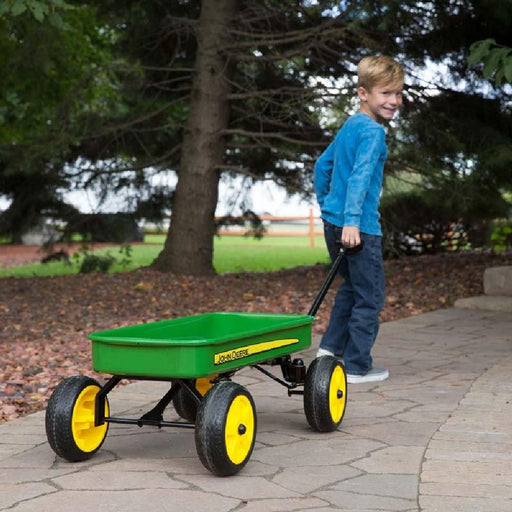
[89,312,314,378]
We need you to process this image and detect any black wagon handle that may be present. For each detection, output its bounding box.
[307,242,364,317]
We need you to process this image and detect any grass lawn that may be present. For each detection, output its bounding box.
[0,235,329,278]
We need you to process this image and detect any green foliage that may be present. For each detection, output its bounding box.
[0,0,72,25]
[78,253,115,273]
[489,220,512,252]
[117,244,133,269]
[71,243,132,273]
[0,2,129,240]
[468,39,512,84]
[380,185,510,256]
[392,87,512,211]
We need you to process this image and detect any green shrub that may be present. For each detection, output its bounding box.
[71,243,132,274]
[380,190,469,257]
[79,253,116,273]
[381,188,511,256]
[488,219,512,252]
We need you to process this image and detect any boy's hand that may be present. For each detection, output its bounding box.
[341,226,360,248]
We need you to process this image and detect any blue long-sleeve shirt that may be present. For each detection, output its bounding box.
[314,113,387,236]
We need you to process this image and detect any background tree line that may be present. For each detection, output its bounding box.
[1,0,511,274]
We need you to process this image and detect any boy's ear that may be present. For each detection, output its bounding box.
[357,86,369,102]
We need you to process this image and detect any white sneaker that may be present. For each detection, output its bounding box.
[316,347,335,358]
[316,348,345,365]
[347,367,389,384]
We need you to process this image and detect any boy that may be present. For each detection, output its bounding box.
[314,55,404,384]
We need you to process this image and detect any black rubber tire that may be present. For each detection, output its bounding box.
[304,356,347,432]
[172,384,199,423]
[45,375,109,462]
[195,381,256,476]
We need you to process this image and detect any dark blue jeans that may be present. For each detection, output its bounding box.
[319,221,385,375]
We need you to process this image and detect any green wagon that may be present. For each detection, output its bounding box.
[45,246,356,476]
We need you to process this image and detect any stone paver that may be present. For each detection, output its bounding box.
[484,266,512,295]
[1,308,511,511]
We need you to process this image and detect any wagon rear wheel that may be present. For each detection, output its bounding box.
[45,376,109,462]
[173,376,215,422]
[304,356,347,432]
[195,381,256,476]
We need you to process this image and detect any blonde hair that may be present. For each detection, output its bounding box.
[357,55,404,90]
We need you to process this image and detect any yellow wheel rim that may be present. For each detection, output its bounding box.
[329,365,346,424]
[71,385,108,453]
[224,395,255,465]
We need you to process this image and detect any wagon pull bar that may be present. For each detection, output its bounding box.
[307,242,363,317]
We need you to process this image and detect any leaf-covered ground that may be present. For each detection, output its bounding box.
[1,250,511,423]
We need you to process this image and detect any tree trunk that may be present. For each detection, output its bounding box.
[151,0,237,275]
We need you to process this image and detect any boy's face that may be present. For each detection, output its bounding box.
[358,82,403,122]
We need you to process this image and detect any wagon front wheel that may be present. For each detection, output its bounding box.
[45,375,109,462]
[304,356,347,432]
[195,381,256,476]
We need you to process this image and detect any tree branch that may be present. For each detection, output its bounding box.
[66,144,182,180]
[222,128,325,146]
